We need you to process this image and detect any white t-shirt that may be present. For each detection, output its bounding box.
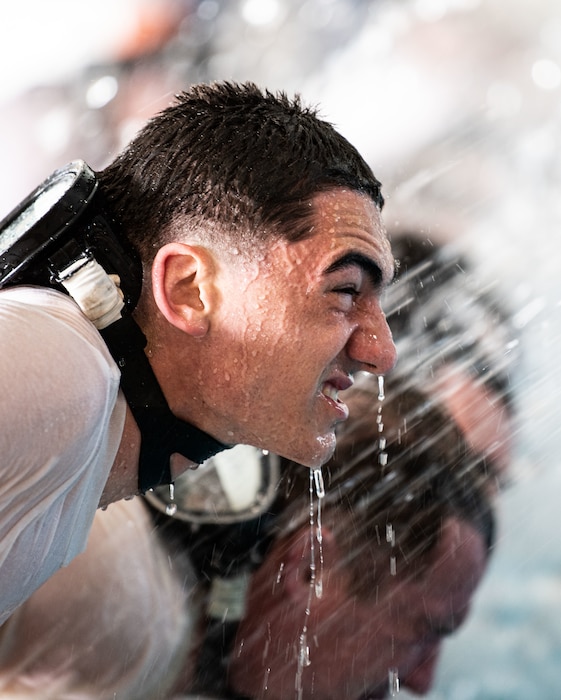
[0,497,199,700]
[0,286,126,625]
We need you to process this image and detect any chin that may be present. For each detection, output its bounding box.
[290,433,337,468]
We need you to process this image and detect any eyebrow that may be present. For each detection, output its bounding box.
[323,252,388,288]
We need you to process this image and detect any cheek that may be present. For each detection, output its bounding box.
[332,610,387,661]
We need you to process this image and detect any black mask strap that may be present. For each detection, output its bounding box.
[100,316,229,493]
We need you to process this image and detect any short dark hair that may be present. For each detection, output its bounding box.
[98,81,384,264]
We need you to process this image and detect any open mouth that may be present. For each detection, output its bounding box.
[321,382,350,420]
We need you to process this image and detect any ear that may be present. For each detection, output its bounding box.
[282,526,341,604]
[151,242,217,338]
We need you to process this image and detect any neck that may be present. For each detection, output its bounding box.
[99,406,141,508]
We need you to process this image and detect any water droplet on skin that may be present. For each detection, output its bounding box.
[379,452,388,466]
[378,437,387,450]
[390,556,397,576]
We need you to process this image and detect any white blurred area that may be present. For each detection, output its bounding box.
[1,0,561,697]
[0,1,137,102]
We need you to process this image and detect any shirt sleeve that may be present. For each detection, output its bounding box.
[0,287,126,624]
[0,498,197,699]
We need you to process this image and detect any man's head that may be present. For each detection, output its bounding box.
[99,82,397,467]
[228,379,495,699]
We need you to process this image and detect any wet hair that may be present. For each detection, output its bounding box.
[98,81,383,264]
[274,376,496,599]
[386,231,520,414]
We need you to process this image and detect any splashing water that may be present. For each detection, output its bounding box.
[295,468,326,698]
[295,471,316,698]
[386,523,395,546]
[378,374,386,401]
[387,523,397,575]
[165,482,177,516]
[313,467,326,498]
[313,468,325,598]
[388,667,400,696]
[377,380,388,467]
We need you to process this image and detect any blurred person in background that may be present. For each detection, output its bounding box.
[202,378,496,700]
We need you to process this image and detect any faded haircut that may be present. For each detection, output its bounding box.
[98,81,384,264]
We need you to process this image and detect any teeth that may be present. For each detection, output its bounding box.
[322,384,339,401]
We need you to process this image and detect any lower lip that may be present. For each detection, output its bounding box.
[321,391,349,421]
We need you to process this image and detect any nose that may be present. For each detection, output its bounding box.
[347,308,397,375]
[401,646,441,695]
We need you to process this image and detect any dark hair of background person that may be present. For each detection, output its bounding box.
[386,231,519,415]
[98,81,384,265]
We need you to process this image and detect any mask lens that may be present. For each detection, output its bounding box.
[145,444,281,524]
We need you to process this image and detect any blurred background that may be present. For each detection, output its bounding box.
[1,0,560,697]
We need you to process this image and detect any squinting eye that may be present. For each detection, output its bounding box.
[334,286,359,298]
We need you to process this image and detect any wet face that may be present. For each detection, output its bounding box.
[435,366,513,481]
[312,519,488,700]
[202,189,397,467]
[229,518,486,700]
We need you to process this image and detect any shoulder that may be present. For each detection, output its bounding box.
[0,285,123,454]
[0,285,111,345]
[0,287,127,625]
[0,285,120,387]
